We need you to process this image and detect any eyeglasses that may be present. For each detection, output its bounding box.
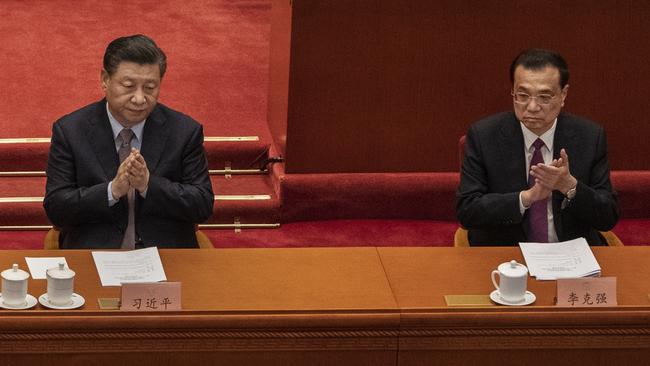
[512,92,557,105]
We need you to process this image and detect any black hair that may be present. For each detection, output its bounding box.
[103,34,167,78]
[509,48,569,88]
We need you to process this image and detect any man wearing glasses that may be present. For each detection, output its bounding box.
[457,48,618,246]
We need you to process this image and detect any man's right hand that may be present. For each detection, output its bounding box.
[521,182,551,208]
[111,157,131,199]
[520,157,564,207]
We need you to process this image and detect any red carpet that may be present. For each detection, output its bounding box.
[0,231,45,250]
[206,220,458,248]
[0,0,272,140]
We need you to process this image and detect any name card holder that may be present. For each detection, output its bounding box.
[445,295,495,306]
[556,277,617,307]
[120,282,182,311]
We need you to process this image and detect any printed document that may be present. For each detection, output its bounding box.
[92,247,167,286]
[519,238,601,280]
[25,257,69,279]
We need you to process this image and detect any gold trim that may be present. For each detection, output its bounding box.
[209,169,266,175]
[0,137,259,143]
[214,195,271,200]
[0,197,43,203]
[445,295,495,307]
[0,171,46,177]
[198,223,280,229]
[0,138,50,144]
[0,195,273,203]
[204,136,259,142]
[0,224,281,231]
[0,225,52,231]
[0,169,265,177]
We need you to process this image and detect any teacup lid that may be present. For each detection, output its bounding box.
[1,264,30,281]
[46,263,75,280]
[498,260,528,277]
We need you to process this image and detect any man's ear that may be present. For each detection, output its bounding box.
[100,69,109,91]
[560,84,569,107]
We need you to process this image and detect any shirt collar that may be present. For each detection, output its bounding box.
[520,118,557,152]
[106,103,146,142]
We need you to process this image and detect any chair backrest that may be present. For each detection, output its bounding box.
[43,229,214,249]
[43,228,60,250]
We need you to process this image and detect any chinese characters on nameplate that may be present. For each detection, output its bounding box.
[120,282,181,311]
[556,277,617,307]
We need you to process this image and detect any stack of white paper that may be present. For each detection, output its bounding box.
[519,238,601,280]
[91,247,167,287]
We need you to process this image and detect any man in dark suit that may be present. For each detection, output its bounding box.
[457,48,618,246]
[44,35,214,249]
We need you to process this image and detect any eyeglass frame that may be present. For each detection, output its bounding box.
[511,91,559,105]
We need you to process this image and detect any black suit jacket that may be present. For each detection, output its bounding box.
[457,111,619,246]
[44,100,214,249]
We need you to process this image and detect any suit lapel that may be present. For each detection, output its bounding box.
[498,113,528,191]
[140,105,169,173]
[552,113,577,160]
[87,101,119,180]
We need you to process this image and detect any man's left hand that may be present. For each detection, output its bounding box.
[126,149,150,193]
[529,148,577,195]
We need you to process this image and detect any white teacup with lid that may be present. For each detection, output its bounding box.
[46,263,75,306]
[491,260,528,303]
[1,264,30,307]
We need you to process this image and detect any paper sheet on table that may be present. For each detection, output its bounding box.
[91,247,167,286]
[519,237,601,280]
[25,257,69,279]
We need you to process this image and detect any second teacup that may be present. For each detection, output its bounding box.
[46,263,75,307]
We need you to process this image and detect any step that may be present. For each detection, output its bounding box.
[202,219,458,248]
[0,176,49,226]
[277,170,460,222]
[0,174,281,228]
[206,174,280,225]
[0,230,47,250]
[0,137,270,174]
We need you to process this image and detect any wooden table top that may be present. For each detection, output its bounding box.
[377,246,650,309]
[0,247,398,313]
[1,246,649,317]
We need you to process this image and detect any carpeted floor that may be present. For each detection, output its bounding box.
[0,0,272,140]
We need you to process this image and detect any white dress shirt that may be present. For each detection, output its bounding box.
[518,119,559,242]
[106,103,146,205]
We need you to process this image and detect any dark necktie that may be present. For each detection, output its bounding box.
[118,129,136,249]
[528,138,548,243]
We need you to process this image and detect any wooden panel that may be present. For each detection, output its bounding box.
[378,247,650,366]
[268,0,650,172]
[0,248,399,366]
[267,0,292,158]
[3,247,650,365]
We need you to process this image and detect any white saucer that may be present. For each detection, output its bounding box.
[0,293,38,310]
[490,290,536,306]
[38,293,85,310]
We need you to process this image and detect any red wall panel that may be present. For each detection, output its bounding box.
[269,0,650,172]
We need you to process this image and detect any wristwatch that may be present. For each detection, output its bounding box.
[565,186,577,200]
[561,185,577,209]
